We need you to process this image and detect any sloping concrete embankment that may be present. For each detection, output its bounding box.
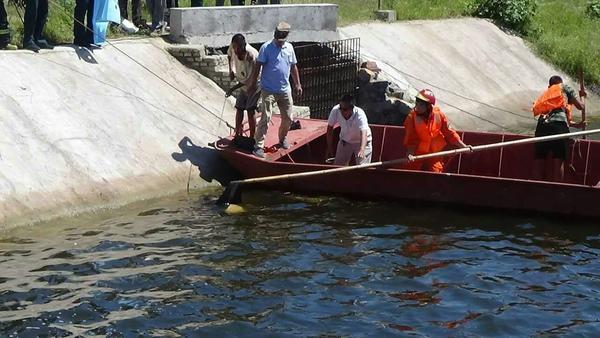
[0,39,235,229]
[341,18,599,133]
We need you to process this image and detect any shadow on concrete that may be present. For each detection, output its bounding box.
[172,136,239,186]
[72,46,98,64]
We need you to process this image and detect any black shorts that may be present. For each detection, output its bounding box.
[534,118,570,160]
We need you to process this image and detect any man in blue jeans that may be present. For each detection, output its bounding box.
[22,0,52,51]
[247,21,302,158]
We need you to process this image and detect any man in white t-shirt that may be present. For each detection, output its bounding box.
[326,95,372,166]
[226,33,260,138]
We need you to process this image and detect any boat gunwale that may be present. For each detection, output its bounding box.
[217,121,600,190]
[219,148,600,190]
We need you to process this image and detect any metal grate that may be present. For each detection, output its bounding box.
[293,38,360,119]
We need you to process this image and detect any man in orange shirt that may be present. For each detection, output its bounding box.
[403,89,469,172]
[532,75,586,182]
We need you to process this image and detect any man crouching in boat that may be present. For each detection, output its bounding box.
[532,75,586,182]
[326,95,372,165]
[403,89,469,172]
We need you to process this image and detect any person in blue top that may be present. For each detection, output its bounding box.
[247,21,303,158]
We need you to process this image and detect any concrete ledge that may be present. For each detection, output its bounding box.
[170,4,339,47]
[375,10,396,23]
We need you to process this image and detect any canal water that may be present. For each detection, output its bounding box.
[0,188,598,337]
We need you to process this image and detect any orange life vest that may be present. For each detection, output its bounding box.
[532,84,573,121]
[403,106,461,156]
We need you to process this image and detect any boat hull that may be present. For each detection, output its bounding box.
[219,151,600,218]
[217,116,600,218]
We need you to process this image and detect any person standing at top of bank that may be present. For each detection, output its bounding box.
[0,0,17,50]
[247,21,303,159]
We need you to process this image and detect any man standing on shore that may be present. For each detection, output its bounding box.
[73,0,94,47]
[247,21,302,158]
[0,0,17,50]
[23,0,53,51]
[119,0,142,28]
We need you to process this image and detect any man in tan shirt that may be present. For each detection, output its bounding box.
[226,33,261,138]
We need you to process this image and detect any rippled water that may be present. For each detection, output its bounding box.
[1,189,599,337]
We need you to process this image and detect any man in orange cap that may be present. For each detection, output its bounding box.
[403,89,469,172]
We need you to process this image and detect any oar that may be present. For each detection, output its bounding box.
[217,128,600,205]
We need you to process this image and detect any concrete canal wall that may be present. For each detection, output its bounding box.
[2,16,598,229]
[0,39,235,229]
[340,18,599,133]
[169,4,339,47]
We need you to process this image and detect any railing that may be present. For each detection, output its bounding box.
[293,38,360,119]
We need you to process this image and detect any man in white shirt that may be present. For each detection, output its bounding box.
[326,95,372,166]
[226,33,260,138]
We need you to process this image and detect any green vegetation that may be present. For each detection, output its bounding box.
[4,0,599,88]
[530,1,600,90]
[470,0,537,34]
[285,0,470,25]
[7,0,76,45]
[587,0,600,19]
[287,0,600,89]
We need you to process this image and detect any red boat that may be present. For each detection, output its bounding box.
[216,116,600,218]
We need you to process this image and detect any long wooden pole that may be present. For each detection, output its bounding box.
[236,129,600,185]
[579,69,587,139]
[217,128,600,204]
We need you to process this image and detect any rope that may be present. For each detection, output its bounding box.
[43,0,533,137]
[35,55,222,139]
[377,60,533,121]
[377,66,521,133]
[436,97,520,133]
[46,0,231,128]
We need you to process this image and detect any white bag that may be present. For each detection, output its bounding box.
[120,19,139,34]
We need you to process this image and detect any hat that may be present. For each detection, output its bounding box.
[416,89,436,105]
[276,21,291,32]
[275,21,291,42]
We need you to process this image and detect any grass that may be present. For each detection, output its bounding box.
[284,0,470,25]
[286,0,600,89]
[4,0,599,88]
[529,0,600,91]
[7,0,75,45]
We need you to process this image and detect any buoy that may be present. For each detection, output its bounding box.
[224,204,246,215]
